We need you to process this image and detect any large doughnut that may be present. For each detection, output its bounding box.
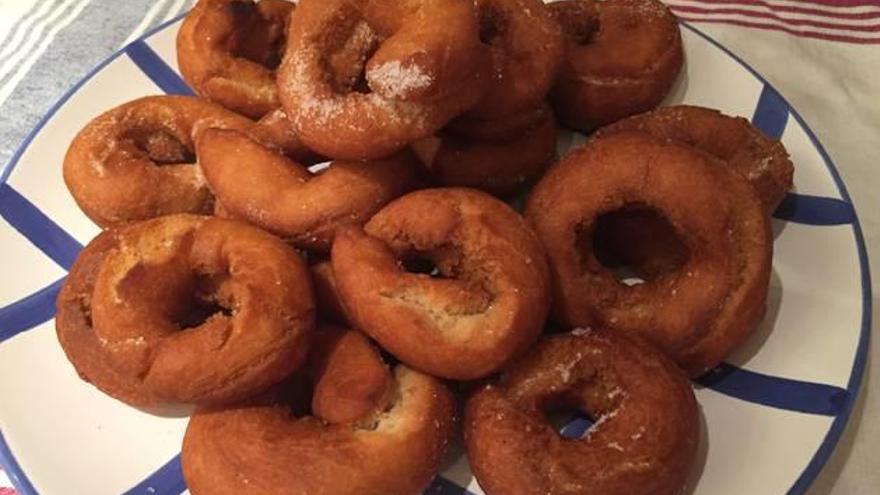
[465,329,699,495]
[412,108,557,196]
[277,0,488,160]
[465,0,564,119]
[197,127,419,251]
[182,326,457,495]
[331,188,551,380]
[549,0,683,131]
[177,0,294,118]
[63,96,253,227]
[595,105,795,213]
[525,133,771,376]
[58,214,315,406]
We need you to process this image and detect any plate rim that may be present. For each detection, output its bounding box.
[0,16,871,495]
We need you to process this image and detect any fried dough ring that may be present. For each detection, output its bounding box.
[549,0,683,131]
[177,0,294,118]
[277,0,488,159]
[465,329,699,495]
[58,214,315,406]
[63,96,253,227]
[331,188,551,380]
[465,0,564,119]
[413,108,557,196]
[526,133,771,375]
[197,128,418,251]
[595,105,795,213]
[182,326,456,495]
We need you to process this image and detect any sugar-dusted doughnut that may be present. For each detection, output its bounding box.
[277,0,488,159]
[465,328,699,495]
[526,133,771,375]
[63,96,252,227]
[197,128,419,251]
[182,326,456,495]
[465,0,564,119]
[177,0,294,118]
[57,214,315,406]
[332,188,551,380]
[549,0,683,131]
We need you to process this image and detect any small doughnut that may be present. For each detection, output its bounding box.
[182,326,457,495]
[549,0,683,131]
[465,329,699,495]
[177,0,294,118]
[413,108,557,196]
[526,133,771,375]
[58,214,315,406]
[465,0,564,119]
[63,96,252,227]
[197,128,419,251]
[277,0,488,160]
[331,188,551,380]
[595,105,795,213]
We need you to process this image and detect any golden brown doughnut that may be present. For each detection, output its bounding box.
[465,328,699,495]
[595,105,795,213]
[58,214,315,406]
[526,133,771,376]
[413,108,557,196]
[331,188,551,380]
[549,0,683,131]
[277,0,488,160]
[63,96,252,227]
[197,127,419,251]
[465,0,564,119]
[182,326,457,495]
[177,0,294,118]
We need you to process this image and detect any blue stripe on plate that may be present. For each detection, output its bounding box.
[0,184,82,270]
[751,84,789,139]
[0,429,38,495]
[426,476,477,495]
[124,40,194,96]
[773,193,856,226]
[124,454,186,495]
[560,415,593,439]
[0,278,64,343]
[696,363,847,416]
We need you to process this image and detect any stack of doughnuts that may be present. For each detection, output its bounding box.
[56,0,795,493]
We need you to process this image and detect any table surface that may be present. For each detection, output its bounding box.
[0,1,876,493]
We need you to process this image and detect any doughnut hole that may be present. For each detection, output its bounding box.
[228,0,289,70]
[129,129,196,165]
[585,206,689,283]
[401,252,444,278]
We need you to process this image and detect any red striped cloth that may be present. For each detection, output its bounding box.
[663,0,880,43]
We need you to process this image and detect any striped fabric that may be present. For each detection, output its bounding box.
[664,0,880,43]
[0,0,195,172]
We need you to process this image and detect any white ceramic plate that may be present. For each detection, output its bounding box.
[0,16,870,495]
